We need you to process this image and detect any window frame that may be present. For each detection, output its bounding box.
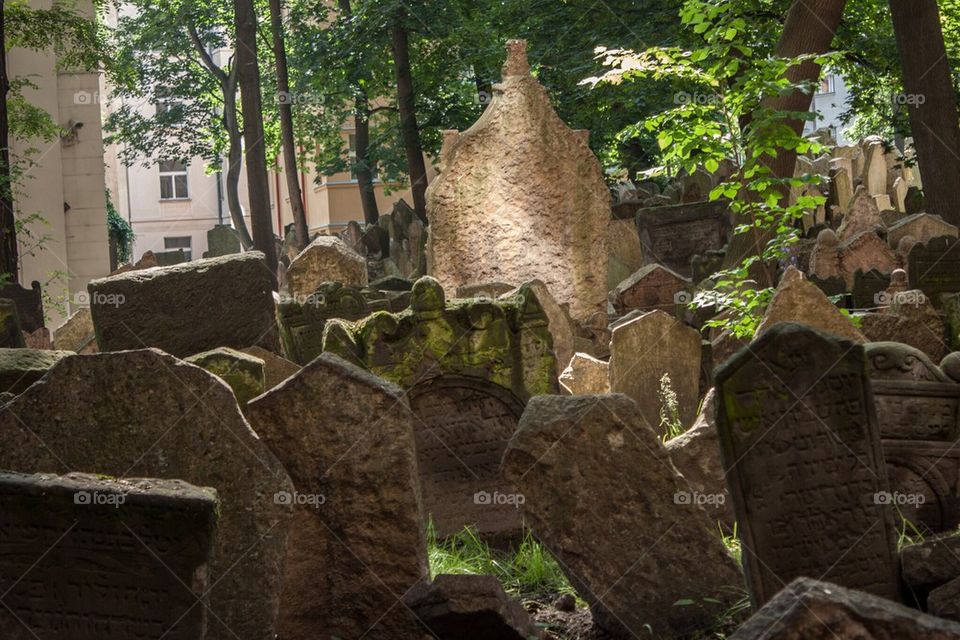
[159,160,189,200]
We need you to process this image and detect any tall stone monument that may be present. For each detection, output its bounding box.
[426,40,609,323]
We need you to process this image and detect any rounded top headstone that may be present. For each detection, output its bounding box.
[411,276,446,313]
[503,39,530,77]
[942,352,960,383]
[891,268,908,285]
[818,228,839,246]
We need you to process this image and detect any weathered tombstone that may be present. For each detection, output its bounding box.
[0,348,72,395]
[0,298,25,348]
[558,352,610,395]
[241,345,300,390]
[426,40,609,323]
[829,157,855,216]
[247,353,427,639]
[888,212,959,248]
[154,248,187,266]
[0,471,216,640]
[862,139,889,196]
[609,309,702,432]
[906,185,925,214]
[89,252,279,357]
[185,346,266,406]
[635,200,732,278]
[606,217,645,291]
[865,342,960,532]
[0,281,43,332]
[0,349,293,640]
[860,292,948,364]
[52,307,96,352]
[499,279,575,378]
[852,268,893,308]
[909,235,960,307]
[808,228,843,281]
[286,235,368,299]
[502,394,742,639]
[404,574,543,640]
[755,266,866,343]
[838,186,885,241]
[609,262,691,315]
[202,224,241,258]
[729,577,960,640]
[839,230,897,288]
[892,175,909,212]
[407,376,525,539]
[715,323,899,606]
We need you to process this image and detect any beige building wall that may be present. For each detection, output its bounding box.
[10,0,110,328]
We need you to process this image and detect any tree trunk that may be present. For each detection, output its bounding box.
[720,0,847,284]
[0,0,19,278]
[269,0,309,250]
[234,0,279,278]
[391,9,428,224]
[338,0,379,225]
[889,0,960,228]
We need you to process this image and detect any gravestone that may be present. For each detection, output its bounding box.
[202,224,241,258]
[606,217,645,291]
[754,266,865,343]
[634,200,732,278]
[829,158,855,216]
[247,353,427,639]
[154,249,187,266]
[852,268,893,308]
[0,281,44,332]
[0,348,72,395]
[558,352,610,395]
[52,307,96,352]
[809,228,843,281]
[729,577,960,640]
[408,376,525,539]
[909,235,960,307]
[426,40,609,323]
[89,252,279,357]
[839,230,897,288]
[715,323,899,606]
[863,140,889,196]
[860,292,949,364]
[499,280,575,378]
[185,346,266,406]
[865,342,960,532]
[888,213,959,247]
[0,299,25,347]
[502,394,742,639]
[0,471,216,640]
[0,349,294,640]
[609,309,702,432]
[286,235,368,299]
[241,345,300,390]
[609,263,690,315]
[838,186,885,241]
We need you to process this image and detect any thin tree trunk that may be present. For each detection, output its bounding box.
[889,0,960,228]
[338,0,379,225]
[269,0,309,249]
[391,8,428,224]
[0,0,19,278]
[187,23,253,248]
[234,0,279,278]
[720,0,847,285]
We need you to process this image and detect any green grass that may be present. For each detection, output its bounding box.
[427,522,577,600]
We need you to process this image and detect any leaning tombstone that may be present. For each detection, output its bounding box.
[730,577,960,639]
[0,348,72,395]
[186,346,266,407]
[715,323,900,607]
[202,224,241,258]
[609,263,691,315]
[0,349,293,640]
[89,252,279,357]
[286,235,368,300]
[502,394,742,639]
[247,353,427,639]
[0,471,217,640]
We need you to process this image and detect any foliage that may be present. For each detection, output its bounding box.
[105,190,133,264]
[590,0,832,336]
[658,373,684,441]
[427,522,576,600]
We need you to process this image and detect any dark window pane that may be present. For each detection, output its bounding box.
[160,176,173,199]
[175,175,188,198]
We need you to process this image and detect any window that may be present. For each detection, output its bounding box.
[164,236,192,261]
[818,74,836,95]
[159,160,188,199]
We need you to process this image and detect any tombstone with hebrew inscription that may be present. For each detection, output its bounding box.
[0,471,216,640]
[408,376,525,539]
[715,323,899,607]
